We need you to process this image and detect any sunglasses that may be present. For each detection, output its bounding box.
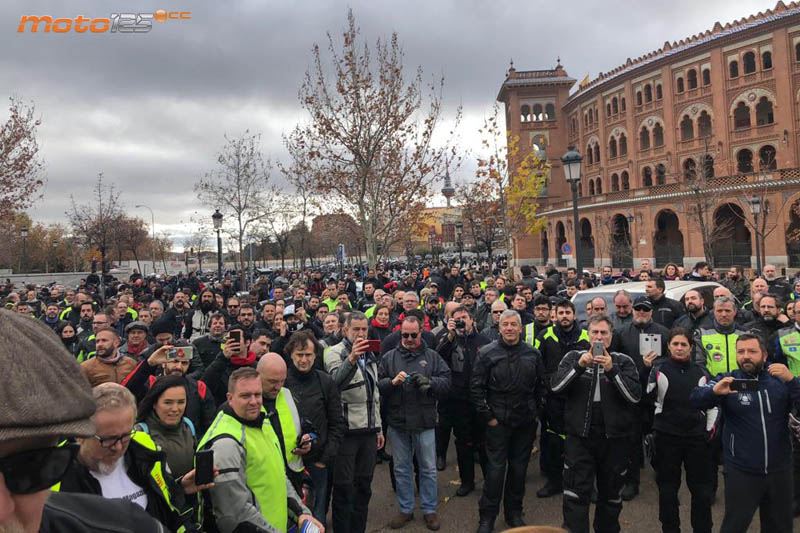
[401,333,419,339]
[0,443,78,494]
[92,430,135,449]
[491,310,503,315]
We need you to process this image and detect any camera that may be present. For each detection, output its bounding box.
[454,319,466,329]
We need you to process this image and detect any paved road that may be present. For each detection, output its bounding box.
[362,440,775,532]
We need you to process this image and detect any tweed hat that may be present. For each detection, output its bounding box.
[0,309,96,441]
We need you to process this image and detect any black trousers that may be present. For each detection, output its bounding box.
[654,432,713,533]
[624,403,652,487]
[331,432,377,533]
[450,398,486,486]
[793,431,800,506]
[436,399,455,459]
[720,467,793,533]
[562,434,629,533]
[479,420,536,519]
[540,392,566,486]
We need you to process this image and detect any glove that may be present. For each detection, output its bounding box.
[790,413,800,440]
[410,373,432,393]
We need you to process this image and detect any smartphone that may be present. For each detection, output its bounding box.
[730,379,760,392]
[228,330,243,353]
[294,299,305,310]
[194,449,214,485]
[167,346,193,361]
[296,433,318,448]
[592,341,604,357]
[365,339,382,353]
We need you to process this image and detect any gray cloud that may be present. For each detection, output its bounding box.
[0,0,777,238]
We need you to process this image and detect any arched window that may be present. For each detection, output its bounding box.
[587,144,594,165]
[589,180,595,195]
[730,60,739,78]
[594,108,599,122]
[734,101,750,129]
[621,171,630,190]
[611,173,620,191]
[640,127,651,150]
[756,97,774,126]
[743,52,756,74]
[759,145,777,170]
[578,182,582,197]
[621,97,626,112]
[683,158,697,180]
[533,104,543,121]
[594,143,600,164]
[644,84,653,102]
[796,42,800,61]
[612,97,619,114]
[656,163,667,185]
[687,69,698,89]
[619,134,628,156]
[521,105,531,122]
[703,155,715,178]
[588,110,593,125]
[656,84,663,100]
[636,91,643,106]
[584,113,588,128]
[607,103,612,117]
[545,103,556,120]
[653,123,664,147]
[702,68,711,85]
[680,115,694,141]
[677,77,685,93]
[737,149,753,173]
[596,178,603,194]
[762,51,772,70]
[698,111,712,137]
[609,137,617,158]
[643,166,653,186]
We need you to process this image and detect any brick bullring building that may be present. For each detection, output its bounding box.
[500,1,800,272]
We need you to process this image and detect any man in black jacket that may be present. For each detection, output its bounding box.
[610,295,670,500]
[551,314,641,533]
[436,305,491,497]
[646,279,684,329]
[471,309,545,533]
[646,328,716,533]
[191,312,227,371]
[535,299,590,498]
[674,289,710,335]
[378,315,451,531]
[284,330,344,528]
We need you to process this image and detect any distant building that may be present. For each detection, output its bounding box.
[499,2,800,271]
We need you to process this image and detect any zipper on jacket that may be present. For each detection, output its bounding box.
[764,389,772,414]
[757,391,769,474]
[730,434,734,457]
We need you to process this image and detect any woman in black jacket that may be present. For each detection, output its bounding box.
[284,330,344,529]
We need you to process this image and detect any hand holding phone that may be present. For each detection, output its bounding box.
[194,449,214,485]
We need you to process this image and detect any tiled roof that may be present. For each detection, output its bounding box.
[566,0,800,103]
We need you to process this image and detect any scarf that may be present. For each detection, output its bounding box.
[371,318,389,329]
[231,350,257,367]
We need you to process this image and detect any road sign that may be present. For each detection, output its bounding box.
[337,243,345,262]
[561,243,572,254]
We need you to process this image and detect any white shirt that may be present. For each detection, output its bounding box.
[90,457,149,510]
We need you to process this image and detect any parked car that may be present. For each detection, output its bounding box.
[571,280,721,322]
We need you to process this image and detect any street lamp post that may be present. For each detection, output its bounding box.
[562,147,584,275]
[20,226,28,274]
[626,214,635,267]
[212,209,223,281]
[135,204,156,276]
[455,222,463,266]
[749,196,762,275]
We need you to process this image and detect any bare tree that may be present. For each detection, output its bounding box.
[279,127,319,270]
[67,174,122,298]
[0,97,45,219]
[297,10,461,267]
[195,132,276,289]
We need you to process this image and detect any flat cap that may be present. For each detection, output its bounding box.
[124,321,149,335]
[0,309,95,442]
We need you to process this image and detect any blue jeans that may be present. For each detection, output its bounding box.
[387,426,437,514]
[305,462,329,527]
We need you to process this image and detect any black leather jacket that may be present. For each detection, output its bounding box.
[40,492,166,532]
[436,329,492,401]
[470,338,545,427]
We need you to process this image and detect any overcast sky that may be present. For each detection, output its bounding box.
[2,0,779,248]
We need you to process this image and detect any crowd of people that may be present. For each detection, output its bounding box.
[3,257,800,533]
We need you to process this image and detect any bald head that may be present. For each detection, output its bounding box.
[257,352,287,399]
[443,301,460,319]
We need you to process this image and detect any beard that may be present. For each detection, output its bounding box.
[0,520,26,533]
[95,456,121,476]
[740,359,764,374]
[686,303,700,314]
[200,301,215,313]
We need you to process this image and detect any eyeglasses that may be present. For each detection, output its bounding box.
[491,310,503,315]
[92,430,135,449]
[0,443,78,494]
[401,333,419,339]
[228,305,239,309]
